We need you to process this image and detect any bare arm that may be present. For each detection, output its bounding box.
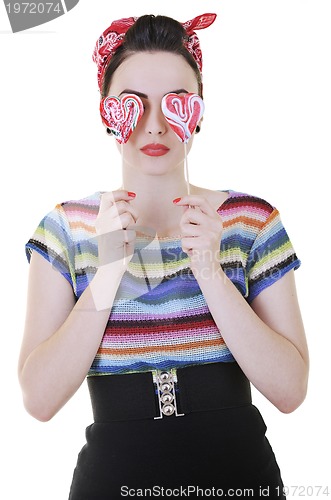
[18,190,137,421]
[18,252,122,421]
[196,268,309,413]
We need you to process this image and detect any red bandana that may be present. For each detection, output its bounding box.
[92,13,217,93]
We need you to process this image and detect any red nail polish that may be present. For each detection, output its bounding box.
[173,197,181,204]
[128,192,136,198]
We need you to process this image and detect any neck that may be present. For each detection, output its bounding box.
[120,162,191,237]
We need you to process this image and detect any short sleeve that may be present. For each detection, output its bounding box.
[25,203,76,292]
[246,207,301,303]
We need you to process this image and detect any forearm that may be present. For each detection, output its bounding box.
[196,267,308,412]
[20,264,124,421]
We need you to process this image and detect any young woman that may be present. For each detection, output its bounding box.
[18,13,309,499]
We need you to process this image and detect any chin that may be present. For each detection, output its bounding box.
[129,155,182,175]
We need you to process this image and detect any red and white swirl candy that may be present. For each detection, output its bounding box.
[161,93,204,144]
[100,94,144,144]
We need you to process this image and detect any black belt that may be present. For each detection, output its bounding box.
[87,362,252,422]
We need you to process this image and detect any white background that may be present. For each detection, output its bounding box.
[1,0,330,498]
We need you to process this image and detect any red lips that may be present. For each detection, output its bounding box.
[140,143,170,157]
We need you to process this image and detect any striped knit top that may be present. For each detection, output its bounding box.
[25,190,300,376]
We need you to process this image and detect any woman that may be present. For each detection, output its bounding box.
[18,13,309,499]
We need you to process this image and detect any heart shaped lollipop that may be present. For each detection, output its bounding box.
[161,93,204,143]
[100,94,144,144]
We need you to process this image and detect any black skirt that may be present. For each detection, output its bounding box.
[68,363,286,499]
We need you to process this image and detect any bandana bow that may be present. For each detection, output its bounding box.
[92,13,217,93]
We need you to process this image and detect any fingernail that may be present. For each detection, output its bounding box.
[173,197,181,204]
[128,192,136,198]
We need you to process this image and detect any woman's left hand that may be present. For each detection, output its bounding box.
[173,196,223,278]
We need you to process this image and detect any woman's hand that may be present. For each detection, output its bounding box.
[96,190,138,269]
[173,195,223,278]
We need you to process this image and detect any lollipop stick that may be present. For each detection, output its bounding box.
[184,142,190,196]
[121,142,127,266]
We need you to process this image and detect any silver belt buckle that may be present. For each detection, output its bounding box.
[152,369,185,419]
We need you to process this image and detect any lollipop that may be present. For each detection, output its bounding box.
[161,93,204,194]
[100,94,144,144]
[161,93,204,143]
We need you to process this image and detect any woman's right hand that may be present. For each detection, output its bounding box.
[95,190,138,270]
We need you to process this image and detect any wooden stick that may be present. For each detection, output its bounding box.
[184,142,190,196]
[121,142,127,266]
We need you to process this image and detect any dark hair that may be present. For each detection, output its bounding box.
[101,15,202,99]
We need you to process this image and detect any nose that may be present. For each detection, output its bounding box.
[144,105,167,136]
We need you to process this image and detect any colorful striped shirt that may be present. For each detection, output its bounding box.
[25,190,301,376]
